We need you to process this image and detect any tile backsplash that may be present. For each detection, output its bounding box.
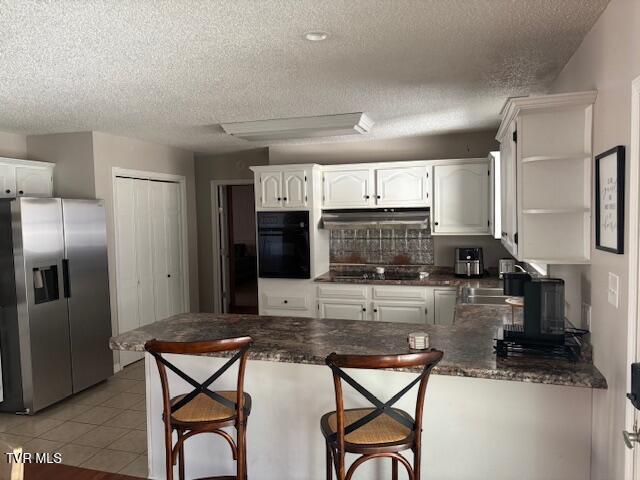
[330,227,434,265]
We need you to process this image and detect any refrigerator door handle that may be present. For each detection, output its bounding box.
[62,259,71,298]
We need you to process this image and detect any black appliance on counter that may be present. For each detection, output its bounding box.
[257,211,310,279]
[503,272,532,296]
[501,278,567,348]
[454,247,484,278]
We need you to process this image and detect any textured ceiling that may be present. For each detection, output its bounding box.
[0,0,608,154]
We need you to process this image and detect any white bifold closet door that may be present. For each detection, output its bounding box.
[149,181,185,320]
[115,177,186,367]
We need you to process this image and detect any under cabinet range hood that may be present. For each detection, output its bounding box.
[320,208,430,229]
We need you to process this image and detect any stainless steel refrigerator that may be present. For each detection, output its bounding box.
[0,197,113,413]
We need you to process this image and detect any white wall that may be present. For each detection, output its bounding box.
[0,131,28,159]
[269,129,499,165]
[92,131,199,340]
[548,0,640,477]
[194,148,269,312]
[26,132,95,198]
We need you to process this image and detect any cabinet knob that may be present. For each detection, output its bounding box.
[277,197,281,201]
[5,189,10,194]
[167,274,171,278]
[18,190,23,195]
[376,195,381,199]
[362,307,366,312]
[434,222,439,226]
[373,308,378,313]
[364,195,370,199]
[283,299,288,304]
[283,197,287,201]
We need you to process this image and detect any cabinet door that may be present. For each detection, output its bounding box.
[433,162,489,234]
[372,302,427,324]
[15,167,53,197]
[283,170,307,207]
[501,122,518,256]
[433,289,457,325]
[0,164,16,198]
[318,299,368,321]
[259,172,282,208]
[375,166,428,206]
[322,169,373,208]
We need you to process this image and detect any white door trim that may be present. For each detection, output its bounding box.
[625,74,640,480]
[111,167,191,326]
[210,179,254,313]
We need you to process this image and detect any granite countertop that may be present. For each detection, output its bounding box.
[313,270,501,289]
[110,311,607,389]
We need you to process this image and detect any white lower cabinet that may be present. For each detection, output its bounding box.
[372,301,427,324]
[318,299,368,321]
[259,279,314,317]
[434,288,457,325]
[316,283,457,325]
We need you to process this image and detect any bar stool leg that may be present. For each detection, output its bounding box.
[237,424,246,480]
[325,442,333,480]
[178,431,185,480]
[413,446,421,480]
[164,427,174,480]
[392,458,398,480]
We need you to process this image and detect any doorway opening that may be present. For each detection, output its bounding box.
[214,182,258,314]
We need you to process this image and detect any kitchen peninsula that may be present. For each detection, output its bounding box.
[111,292,605,480]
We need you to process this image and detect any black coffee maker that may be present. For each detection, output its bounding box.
[504,278,566,345]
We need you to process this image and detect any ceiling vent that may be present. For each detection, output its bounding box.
[220,113,373,141]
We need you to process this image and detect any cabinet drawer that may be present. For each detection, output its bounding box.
[317,284,368,300]
[372,286,426,302]
[262,293,309,310]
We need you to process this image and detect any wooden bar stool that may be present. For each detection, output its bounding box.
[145,337,253,480]
[321,350,443,480]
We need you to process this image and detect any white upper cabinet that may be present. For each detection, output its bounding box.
[375,165,429,207]
[497,91,596,264]
[0,158,54,199]
[254,167,311,210]
[500,122,518,257]
[432,161,490,235]
[259,171,283,208]
[322,163,430,209]
[322,168,373,208]
[15,166,53,197]
[0,164,16,198]
[283,170,307,207]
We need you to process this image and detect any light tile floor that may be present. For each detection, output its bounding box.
[0,360,148,478]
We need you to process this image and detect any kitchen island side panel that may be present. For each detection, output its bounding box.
[145,354,591,480]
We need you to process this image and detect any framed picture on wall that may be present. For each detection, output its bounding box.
[595,145,625,253]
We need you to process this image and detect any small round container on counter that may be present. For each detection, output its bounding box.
[408,331,430,350]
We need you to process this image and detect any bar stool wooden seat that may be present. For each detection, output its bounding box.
[321,350,443,480]
[145,337,253,480]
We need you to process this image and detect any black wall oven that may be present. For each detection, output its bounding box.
[257,211,310,279]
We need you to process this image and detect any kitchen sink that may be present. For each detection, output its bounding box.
[460,287,509,305]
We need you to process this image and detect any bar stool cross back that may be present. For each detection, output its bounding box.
[145,336,253,480]
[321,350,443,480]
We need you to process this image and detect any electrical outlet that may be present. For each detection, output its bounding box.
[582,302,591,331]
[608,273,619,308]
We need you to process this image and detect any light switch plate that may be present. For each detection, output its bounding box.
[608,272,619,308]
